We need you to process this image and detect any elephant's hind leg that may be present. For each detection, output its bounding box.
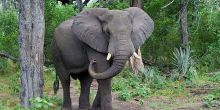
[78,72,93,110]
[54,61,72,110]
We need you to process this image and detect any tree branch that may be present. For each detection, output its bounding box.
[0,52,18,62]
[161,0,175,9]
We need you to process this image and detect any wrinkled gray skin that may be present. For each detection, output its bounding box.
[52,7,154,110]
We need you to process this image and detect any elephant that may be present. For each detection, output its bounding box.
[52,7,154,110]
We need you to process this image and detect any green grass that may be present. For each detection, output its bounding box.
[0,59,220,109]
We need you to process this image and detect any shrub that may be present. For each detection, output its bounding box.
[30,96,62,110]
[140,67,166,89]
[209,72,220,83]
[0,10,19,57]
[204,89,220,108]
[171,46,197,80]
[118,89,132,101]
[44,0,78,62]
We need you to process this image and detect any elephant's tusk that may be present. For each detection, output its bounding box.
[133,52,141,59]
[106,53,112,60]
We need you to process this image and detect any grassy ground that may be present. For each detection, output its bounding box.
[0,60,220,110]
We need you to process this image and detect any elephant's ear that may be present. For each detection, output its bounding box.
[125,7,154,50]
[71,8,111,53]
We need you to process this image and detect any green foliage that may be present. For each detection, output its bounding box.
[105,0,129,10]
[203,89,220,108]
[172,46,191,76]
[113,67,165,101]
[118,89,132,101]
[8,71,20,95]
[30,96,62,110]
[0,10,19,57]
[0,59,19,95]
[141,0,220,72]
[0,59,18,75]
[132,84,152,98]
[0,99,27,110]
[209,72,220,83]
[171,46,198,80]
[140,67,166,89]
[89,0,129,9]
[44,0,78,62]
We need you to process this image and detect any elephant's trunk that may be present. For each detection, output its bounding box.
[89,38,133,79]
[89,53,128,79]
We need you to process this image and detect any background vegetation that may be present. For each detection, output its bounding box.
[0,0,219,109]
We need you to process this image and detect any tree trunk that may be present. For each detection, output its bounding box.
[19,0,44,107]
[130,0,143,8]
[179,0,189,46]
[1,0,18,10]
[76,0,83,11]
[2,0,7,11]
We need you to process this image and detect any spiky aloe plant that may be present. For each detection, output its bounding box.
[172,46,192,78]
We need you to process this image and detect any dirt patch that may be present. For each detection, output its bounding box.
[56,80,214,110]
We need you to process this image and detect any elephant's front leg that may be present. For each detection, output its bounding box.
[92,79,112,110]
[78,73,93,110]
[98,79,112,110]
[87,49,113,110]
[90,60,112,110]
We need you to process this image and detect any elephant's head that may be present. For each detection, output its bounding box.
[71,7,154,79]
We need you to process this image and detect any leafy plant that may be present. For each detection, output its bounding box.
[118,89,132,101]
[132,84,152,98]
[0,10,19,57]
[140,67,166,89]
[30,96,62,110]
[204,89,220,108]
[209,72,220,83]
[44,0,78,63]
[8,72,20,95]
[172,46,195,80]
[0,99,27,110]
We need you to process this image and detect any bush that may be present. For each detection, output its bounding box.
[140,67,166,89]
[0,99,27,110]
[209,72,220,83]
[0,10,19,57]
[204,89,220,108]
[113,67,165,101]
[30,96,62,110]
[118,89,132,101]
[44,0,78,62]
[171,46,198,80]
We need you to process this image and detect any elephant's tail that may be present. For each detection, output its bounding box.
[53,73,59,94]
[51,39,59,94]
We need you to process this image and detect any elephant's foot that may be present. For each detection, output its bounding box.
[91,107,101,110]
[62,106,72,110]
[91,107,112,110]
[78,107,91,110]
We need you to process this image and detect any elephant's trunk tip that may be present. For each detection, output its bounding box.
[88,59,98,78]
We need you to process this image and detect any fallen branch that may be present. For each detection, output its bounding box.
[161,0,175,9]
[0,51,18,62]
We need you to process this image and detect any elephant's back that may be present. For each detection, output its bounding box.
[53,19,89,74]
